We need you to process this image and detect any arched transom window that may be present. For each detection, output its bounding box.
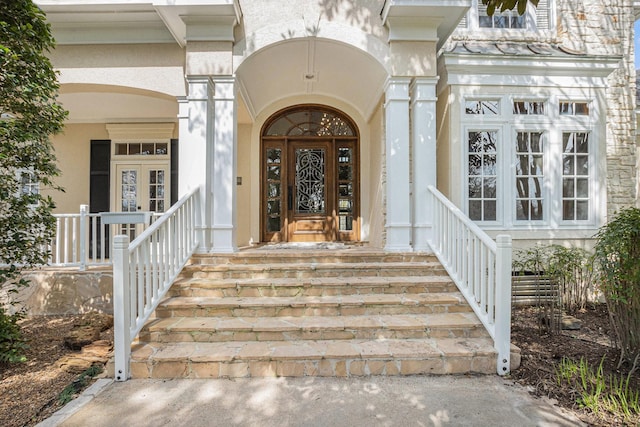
[264,107,356,137]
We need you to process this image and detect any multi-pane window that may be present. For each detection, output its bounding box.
[468,130,498,221]
[515,132,544,220]
[463,96,595,227]
[562,132,590,221]
[478,5,525,29]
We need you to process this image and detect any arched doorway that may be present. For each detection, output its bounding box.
[261,105,360,242]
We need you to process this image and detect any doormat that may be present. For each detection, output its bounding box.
[257,242,347,250]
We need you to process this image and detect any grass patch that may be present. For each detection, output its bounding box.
[57,364,103,405]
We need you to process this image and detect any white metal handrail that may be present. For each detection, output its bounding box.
[427,185,512,375]
[112,187,200,381]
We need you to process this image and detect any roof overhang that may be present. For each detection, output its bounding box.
[381,0,470,49]
[36,0,242,46]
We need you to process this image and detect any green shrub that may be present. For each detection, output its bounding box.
[594,207,640,373]
[0,307,27,364]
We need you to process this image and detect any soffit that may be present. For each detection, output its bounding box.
[236,38,387,122]
[36,1,240,46]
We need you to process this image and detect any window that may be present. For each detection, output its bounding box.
[462,95,596,228]
[515,132,544,220]
[467,130,498,221]
[16,170,39,207]
[457,0,553,33]
[562,132,590,221]
[478,5,525,29]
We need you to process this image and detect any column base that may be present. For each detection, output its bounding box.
[385,223,412,252]
[412,224,434,252]
[211,227,237,253]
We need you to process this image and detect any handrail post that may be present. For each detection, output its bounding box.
[113,235,131,381]
[79,205,89,270]
[495,234,512,375]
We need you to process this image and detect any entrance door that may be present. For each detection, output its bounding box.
[261,105,359,242]
[114,163,169,239]
[287,141,335,241]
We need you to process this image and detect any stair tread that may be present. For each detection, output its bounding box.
[159,293,467,309]
[174,275,453,288]
[131,337,497,362]
[145,312,484,333]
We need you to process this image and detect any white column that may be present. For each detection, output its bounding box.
[211,77,237,252]
[384,77,412,252]
[179,77,214,251]
[410,77,438,252]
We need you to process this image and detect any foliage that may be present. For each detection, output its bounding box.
[556,356,640,424]
[513,244,595,315]
[594,208,640,373]
[481,0,539,16]
[0,307,27,364]
[0,0,67,362]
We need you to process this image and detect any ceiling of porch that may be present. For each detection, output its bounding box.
[235,38,388,122]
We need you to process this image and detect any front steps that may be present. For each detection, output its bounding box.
[130,249,498,378]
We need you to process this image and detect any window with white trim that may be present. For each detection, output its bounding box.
[462,95,596,228]
[457,0,553,34]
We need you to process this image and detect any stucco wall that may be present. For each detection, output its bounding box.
[237,123,252,246]
[368,100,385,248]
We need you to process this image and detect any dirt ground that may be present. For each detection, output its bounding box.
[0,305,637,427]
[510,304,640,426]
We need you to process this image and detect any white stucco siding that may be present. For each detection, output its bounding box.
[50,44,186,97]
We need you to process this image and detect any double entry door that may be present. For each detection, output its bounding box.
[263,139,358,242]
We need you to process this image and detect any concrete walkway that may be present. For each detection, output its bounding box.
[38,376,585,427]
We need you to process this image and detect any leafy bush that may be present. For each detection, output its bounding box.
[594,207,640,373]
[0,308,27,364]
[514,244,595,314]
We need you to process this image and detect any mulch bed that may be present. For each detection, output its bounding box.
[510,304,640,426]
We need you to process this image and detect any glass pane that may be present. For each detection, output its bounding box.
[156,143,168,155]
[339,183,353,197]
[483,155,497,175]
[576,201,589,220]
[469,200,482,220]
[338,148,352,163]
[267,200,280,215]
[142,144,154,155]
[116,144,127,155]
[150,171,157,184]
[295,148,325,214]
[266,148,281,164]
[531,199,543,220]
[267,216,281,232]
[563,200,575,220]
[339,199,352,213]
[576,155,588,174]
[574,103,589,115]
[158,186,164,198]
[150,186,156,198]
[465,101,499,115]
[484,177,496,198]
[468,154,482,175]
[338,165,352,181]
[150,200,156,211]
[129,144,141,155]
[158,200,164,211]
[339,215,353,231]
[265,108,354,136]
[268,183,280,198]
[563,179,574,197]
[563,156,575,175]
[468,178,482,198]
[484,201,497,221]
[576,178,589,197]
[267,166,280,180]
[516,201,529,220]
[157,170,164,184]
[576,133,589,153]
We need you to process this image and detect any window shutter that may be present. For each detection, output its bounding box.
[535,0,550,30]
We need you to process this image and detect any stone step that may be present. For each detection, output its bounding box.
[186,262,447,280]
[156,293,472,318]
[189,251,439,266]
[129,338,498,378]
[170,275,458,298]
[140,313,488,343]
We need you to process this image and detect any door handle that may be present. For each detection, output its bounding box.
[288,186,293,210]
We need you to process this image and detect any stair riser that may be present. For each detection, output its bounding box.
[190,268,449,280]
[140,327,488,343]
[130,356,496,379]
[189,255,440,265]
[169,284,459,298]
[156,304,473,318]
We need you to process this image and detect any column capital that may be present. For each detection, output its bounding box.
[410,77,438,103]
[384,77,412,101]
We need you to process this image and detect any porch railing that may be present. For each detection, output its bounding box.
[112,187,200,381]
[427,185,512,375]
[51,207,162,268]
